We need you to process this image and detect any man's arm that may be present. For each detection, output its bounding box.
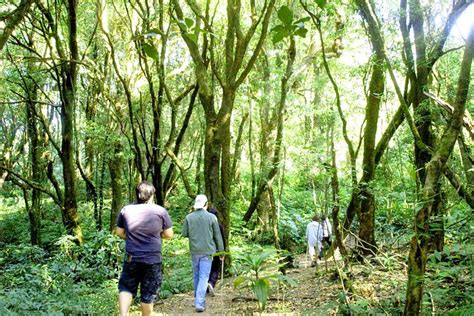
[115,227,126,240]
[161,227,174,239]
[212,220,224,252]
[182,217,189,237]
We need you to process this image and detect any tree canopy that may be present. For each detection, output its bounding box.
[0,0,473,314]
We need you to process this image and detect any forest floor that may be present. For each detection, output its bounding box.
[146,251,408,315]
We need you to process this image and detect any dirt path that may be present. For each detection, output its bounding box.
[152,254,347,315]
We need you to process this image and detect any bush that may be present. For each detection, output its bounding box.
[232,246,297,311]
[0,231,122,314]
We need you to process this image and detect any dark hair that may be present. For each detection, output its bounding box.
[312,214,320,222]
[208,207,218,216]
[136,181,155,203]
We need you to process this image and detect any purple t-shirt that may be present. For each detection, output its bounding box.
[116,203,172,264]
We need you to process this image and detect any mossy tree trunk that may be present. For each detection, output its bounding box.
[25,68,43,246]
[36,0,83,243]
[172,0,275,249]
[404,23,473,316]
[355,0,386,255]
[108,141,125,232]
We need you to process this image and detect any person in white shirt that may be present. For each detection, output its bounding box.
[305,215,323,265]
[321,215,332,247]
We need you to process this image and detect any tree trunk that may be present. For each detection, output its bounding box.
[59,0,82,243]
[25,83,42,246]
[257,189,272,231]
[404,23,473,315]
[243,36,296,224]
[330,124,346,256]
[458,134,473,196]
[0,0,34,50]
[172,0,275,252]
[401,0,470,254]
[108,141,125,231]
[354,0,386,255]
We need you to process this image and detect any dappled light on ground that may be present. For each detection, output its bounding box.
[148,252,407,315]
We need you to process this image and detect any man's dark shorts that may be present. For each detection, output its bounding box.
[118,261,162,303]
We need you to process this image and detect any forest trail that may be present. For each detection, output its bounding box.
[146,251,406,315]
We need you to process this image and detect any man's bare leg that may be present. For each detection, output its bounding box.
[119,291,133,316]
[141,302,153,316]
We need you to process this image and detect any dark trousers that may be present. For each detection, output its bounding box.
[322,236,331,247]
[208,256,221,287]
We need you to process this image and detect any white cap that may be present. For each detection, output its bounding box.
[193,194,208,209]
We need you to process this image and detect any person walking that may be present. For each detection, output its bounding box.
[305,214,323,266]
[115,181,174,316]
[182,194,224,313]
[321,215,332,247]
[207,205,226,296]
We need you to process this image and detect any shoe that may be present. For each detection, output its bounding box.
[195,306,205,312]
[207,283,215,296]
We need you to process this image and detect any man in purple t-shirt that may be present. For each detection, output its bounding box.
[115,181,173,316]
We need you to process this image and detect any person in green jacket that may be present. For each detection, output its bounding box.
[182,194,224,313]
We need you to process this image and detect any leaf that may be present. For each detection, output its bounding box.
[253,278,270,310]
[315,0,327,9]
[294,27,308,38]
[294,17,311,25]
[143,42,159,60]
[276,274,298,287]
[177,20,188,32]
[144,28,162,38]
[186,33,198,44]
[184,17,194,28]
[233,275,248,288]
[277,6,293,26]
[272,31,286,44]
[271,24,286,33]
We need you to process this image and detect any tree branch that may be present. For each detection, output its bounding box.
[444,167,474,209]
[424,91,474,140]
[0,164,61,206]
[0,0,35,50]
[164,146,195,198]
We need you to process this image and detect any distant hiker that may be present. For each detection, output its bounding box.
[207,205,226,296]
[115,181,174,316]
[321,215,332,247]
[306,215,323,266]
[182,194,224,313]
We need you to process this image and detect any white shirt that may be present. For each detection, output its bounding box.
[306,221,323,247]
[322,218,332,237]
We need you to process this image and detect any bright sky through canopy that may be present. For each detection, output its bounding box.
[452,4,474,40]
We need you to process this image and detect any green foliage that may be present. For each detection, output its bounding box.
[0,197,30,244]
[0,231,122,314]
[279,212,307,254]
[143,42,160,61]
[177,17,205,44]
[272,6,310,43]
[315,0,327,9]
[233,247,297,311]
[160,237,194,298]
[449,304,474,315]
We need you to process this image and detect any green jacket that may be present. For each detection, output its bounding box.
[182,209,224,255]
